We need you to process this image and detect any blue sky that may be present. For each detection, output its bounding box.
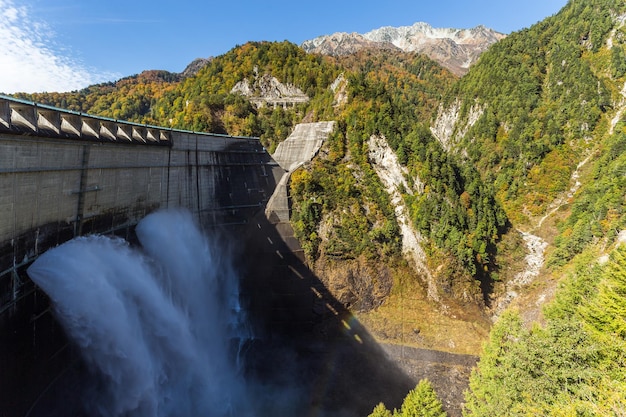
[0,0,567,93]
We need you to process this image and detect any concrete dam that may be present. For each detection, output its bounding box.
[0,96,420,417]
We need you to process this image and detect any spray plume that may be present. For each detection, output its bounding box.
[28,209,251,417]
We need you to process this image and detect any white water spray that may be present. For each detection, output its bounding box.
[27,209,252,417]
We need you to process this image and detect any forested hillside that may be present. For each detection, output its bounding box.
[19,70,181,122]
[440,0,625,237]
[13,0,626,413]
[292,50,506,281]
[464,244,626,415]
[18,42,342,153]
[437,0,626,414]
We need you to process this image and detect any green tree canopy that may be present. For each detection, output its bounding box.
[368,380,447,417]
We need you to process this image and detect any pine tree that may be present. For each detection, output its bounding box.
[368,380,447,417]
[368,402,394,417]
[463,311,523,416]
[400,379,447,417]
[582,245,626,339]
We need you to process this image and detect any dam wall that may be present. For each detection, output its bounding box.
[0,132,281,311]
[0,95,283,314]
[0,95,284,416]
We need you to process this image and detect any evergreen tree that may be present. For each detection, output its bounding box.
[463,311,524,416]
[368,402,394,417]
[582,246,626,339]
[368,380,447,417]
[399,379,447,417]
[464,245,626,416]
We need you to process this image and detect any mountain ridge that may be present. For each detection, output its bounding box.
[301,22,506,76]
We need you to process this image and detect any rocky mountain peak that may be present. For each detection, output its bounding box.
[302,22,506,76]
[301,32,400,56]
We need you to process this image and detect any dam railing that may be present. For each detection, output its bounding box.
[0,93,261,144]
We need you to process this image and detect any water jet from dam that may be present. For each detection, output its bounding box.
[27,209,254,417]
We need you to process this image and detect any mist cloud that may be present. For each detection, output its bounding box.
[0,0,119,94]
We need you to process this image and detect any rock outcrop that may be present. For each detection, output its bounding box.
[367,135,439,301]
[180,58,211,78]
[301,32,401,56]
[430,99,484,152]
[231,71,309,108]
[330,73,349,107]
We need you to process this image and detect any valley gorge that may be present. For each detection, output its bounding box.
[6,1,626,415]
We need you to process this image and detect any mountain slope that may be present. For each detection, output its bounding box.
[302,22,505,76]
[440,0,626,413]
[436,0,625,246]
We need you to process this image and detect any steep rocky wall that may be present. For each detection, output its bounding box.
[430,99,484,152]
[367,134,438,300]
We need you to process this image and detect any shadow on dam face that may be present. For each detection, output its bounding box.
[235,211,416,416]
[2,211,415,417]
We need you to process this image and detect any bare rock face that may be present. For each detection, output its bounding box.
[302,22,505,76]
[314,256,393,312]
[180,58,212,78]
[431,99,484,152]
[231,72,309,108]
[330,73,349,107]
